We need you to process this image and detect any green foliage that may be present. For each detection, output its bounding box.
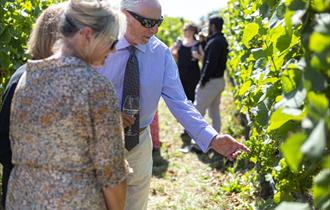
[0,0,63,100]
[156,16,184,47]
[224,0,330,208]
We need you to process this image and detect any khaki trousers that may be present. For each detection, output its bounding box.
[124,127,153,210]
[194,77,225,132]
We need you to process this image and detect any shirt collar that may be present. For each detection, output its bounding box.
[116,36,148,53]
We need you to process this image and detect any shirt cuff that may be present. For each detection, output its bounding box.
[195,125,218,153]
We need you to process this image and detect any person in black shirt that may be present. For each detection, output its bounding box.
[194,16,228,133]
[171,23,203,103]
[0,4,64,208]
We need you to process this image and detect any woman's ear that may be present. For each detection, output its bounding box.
[79,27,93,43]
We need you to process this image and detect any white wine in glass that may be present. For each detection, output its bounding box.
[122,95,139,136]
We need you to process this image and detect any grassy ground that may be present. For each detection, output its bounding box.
[149,80,251,210]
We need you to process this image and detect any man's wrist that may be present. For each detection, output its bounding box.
[208,134,218,151]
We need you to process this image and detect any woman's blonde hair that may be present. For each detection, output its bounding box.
[26,3,65,59]
[59,0,123,64]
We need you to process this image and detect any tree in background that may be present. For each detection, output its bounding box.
[157,16,185,47]
[0,0,64,99]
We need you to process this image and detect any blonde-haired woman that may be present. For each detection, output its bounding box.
[6,0,129,209]
[0,3,64,208]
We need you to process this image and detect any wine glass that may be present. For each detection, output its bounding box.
[122,95,139,136]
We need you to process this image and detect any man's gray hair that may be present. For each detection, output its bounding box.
[120,0,141,11]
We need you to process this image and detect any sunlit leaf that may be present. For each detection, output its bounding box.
[242,23,259,48]
[309,32,330,53]
[313,169,330,209]
[324,156,330,169]
[239,80,252,96]
[281,132,306,172]
[281,68,302,94]
[268,107,306,131]
[311,0,330,12]
[308,92,329,120]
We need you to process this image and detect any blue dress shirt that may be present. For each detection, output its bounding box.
[97,36,217,152]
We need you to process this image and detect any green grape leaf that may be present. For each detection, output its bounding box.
[308,92,329,114]
[309,32,330,53]
[281,132,306,172]
[281,68,302,94]
[311,0,330,12]
[274,88,306,109]
[242,23,259,48]
[324,157,330,169]
[256,101,270,125]
[269,3,286,28]
[276,33,292,52]
[313,169,330,209]
[285,0,307,10]
[268,107,306,131]
[301,120,326,159]
[239,80,252,96]
[254,57,268,70]
[305,66,328,91]
[308,92,329,120]
[251,47,267,59]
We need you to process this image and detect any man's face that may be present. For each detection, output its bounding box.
[124,1,162,45]
[208,24,215,36]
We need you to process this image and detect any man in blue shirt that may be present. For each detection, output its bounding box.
[98,0,250,209]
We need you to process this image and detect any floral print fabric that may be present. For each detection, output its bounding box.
[6,56,129,209]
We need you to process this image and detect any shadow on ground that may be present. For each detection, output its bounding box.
[152,149,169,178]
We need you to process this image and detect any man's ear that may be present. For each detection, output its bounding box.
[79,27,93,42]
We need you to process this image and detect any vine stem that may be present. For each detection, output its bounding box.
[264,40,279,72]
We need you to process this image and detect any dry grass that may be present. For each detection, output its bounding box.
[149,80,249,210]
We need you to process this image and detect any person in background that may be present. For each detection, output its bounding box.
[198,27,208,50]
[171,23,204,143]
[151,111,160,152]
[97,0,250,209]
[6,0,128,209]
[194,16,228,134]
[171,23,203,104]
[0,3,64,208]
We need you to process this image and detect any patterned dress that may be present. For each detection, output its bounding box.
[6,56,129,210]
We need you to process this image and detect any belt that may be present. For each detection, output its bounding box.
[139,127,147,133]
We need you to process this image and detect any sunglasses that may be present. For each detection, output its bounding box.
[110,39,118,51]
[126,10,163,28]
